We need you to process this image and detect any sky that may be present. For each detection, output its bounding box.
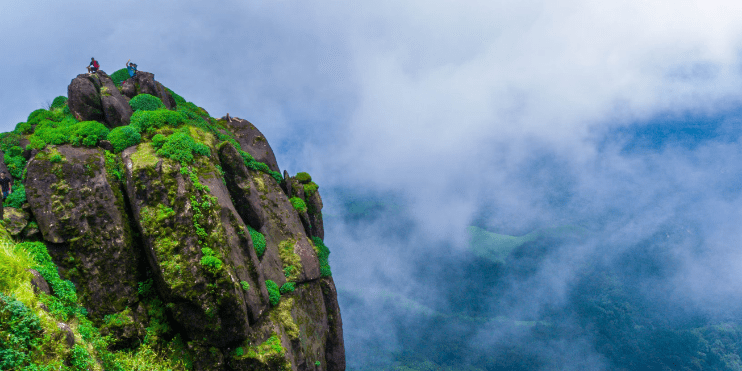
[5,1,742,369]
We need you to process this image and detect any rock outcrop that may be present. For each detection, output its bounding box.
[1,70,344,370]
[68,71,133,128]
[226,117,281,173]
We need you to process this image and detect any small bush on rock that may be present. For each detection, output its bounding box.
[247,225,266,258]
[311,236,332,278]
[129,94,165,112]
[50,96,68,109]
[200,247,223,275]
[289,197,307,213]
[110,68,130,86]
[151,134,167,149]
[156,131,210,164]
[279,282,295,294]
[33,119,108,147]
[265,280,281,306]
[295,172,312,183]
[108,125,141,153]
[130,109,187,134]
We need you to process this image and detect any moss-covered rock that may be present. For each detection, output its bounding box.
[219,143,320,285]
[225,117,280,173]
[122,143,255,347]
[25,145,141,320]
[2,206,29,236]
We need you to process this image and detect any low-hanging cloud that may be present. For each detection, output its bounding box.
[6,1,742,369]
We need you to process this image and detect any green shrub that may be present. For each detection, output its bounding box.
[50,96,68,109]
[311,237,332,277]
[247,225,266,258]
[110,68,130,86]
[295,172,312,183]
[69,344,93,370]
[104,151,124,181]
[200,248,223,275]
[16,241,79,319]
[289,197,307,213]
[279,282,295,294]
[138,279,154,298]
[129,94,165,112]
[4,184,26,208]
[0,293,43,370]
[108,125,142,152]
[27,136,46,151]
[130,109,187,134]
[265,280,280,306]
[32,119,108,147]
[14,122,33,134]
[0,132,21,152]
[27,108,62,126]
[156,131,210,164]
[240,281,250,291]
[151,133,167,149]
[50,153,63,163]
[304,181,319,197]
[4,148,26,180]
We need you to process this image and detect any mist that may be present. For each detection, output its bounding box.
[5,1,742,369]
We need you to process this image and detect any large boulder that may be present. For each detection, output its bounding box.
[219,142,320,286]
[2,207,29,236]
[67,71,133,128]
[67,73,105,122]
[226,118,280,173]
[97,71,133,128]
[121,142,267,348]
[24,145,141,320]
[130,71,176,109]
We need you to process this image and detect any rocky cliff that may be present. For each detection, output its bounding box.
[0,68,344,370]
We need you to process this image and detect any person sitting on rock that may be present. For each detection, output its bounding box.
[126,59,138,79]
[87,57,100,74]
[0,172,12,200]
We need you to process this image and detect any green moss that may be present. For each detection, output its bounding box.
[278,239,303,282]
[130,142,160,170]
[200,247,223,275]
[234,332,290,370]
[266,280,281,306]
[240,281,250,291]
[311,236,332,278]
[274,298,299,340]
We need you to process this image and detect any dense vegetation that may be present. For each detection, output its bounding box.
[0,81,330,369]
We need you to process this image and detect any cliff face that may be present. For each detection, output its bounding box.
[0,69,344,370]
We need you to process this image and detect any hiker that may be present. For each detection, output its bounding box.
[87,57,100,74]
[0,172,12,200]
[126,59,138,79]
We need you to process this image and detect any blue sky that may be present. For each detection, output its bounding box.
[5,1,742,368]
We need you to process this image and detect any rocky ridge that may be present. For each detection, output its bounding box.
[0,68,344,370]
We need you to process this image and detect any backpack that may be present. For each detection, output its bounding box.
[93,60,100,69]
